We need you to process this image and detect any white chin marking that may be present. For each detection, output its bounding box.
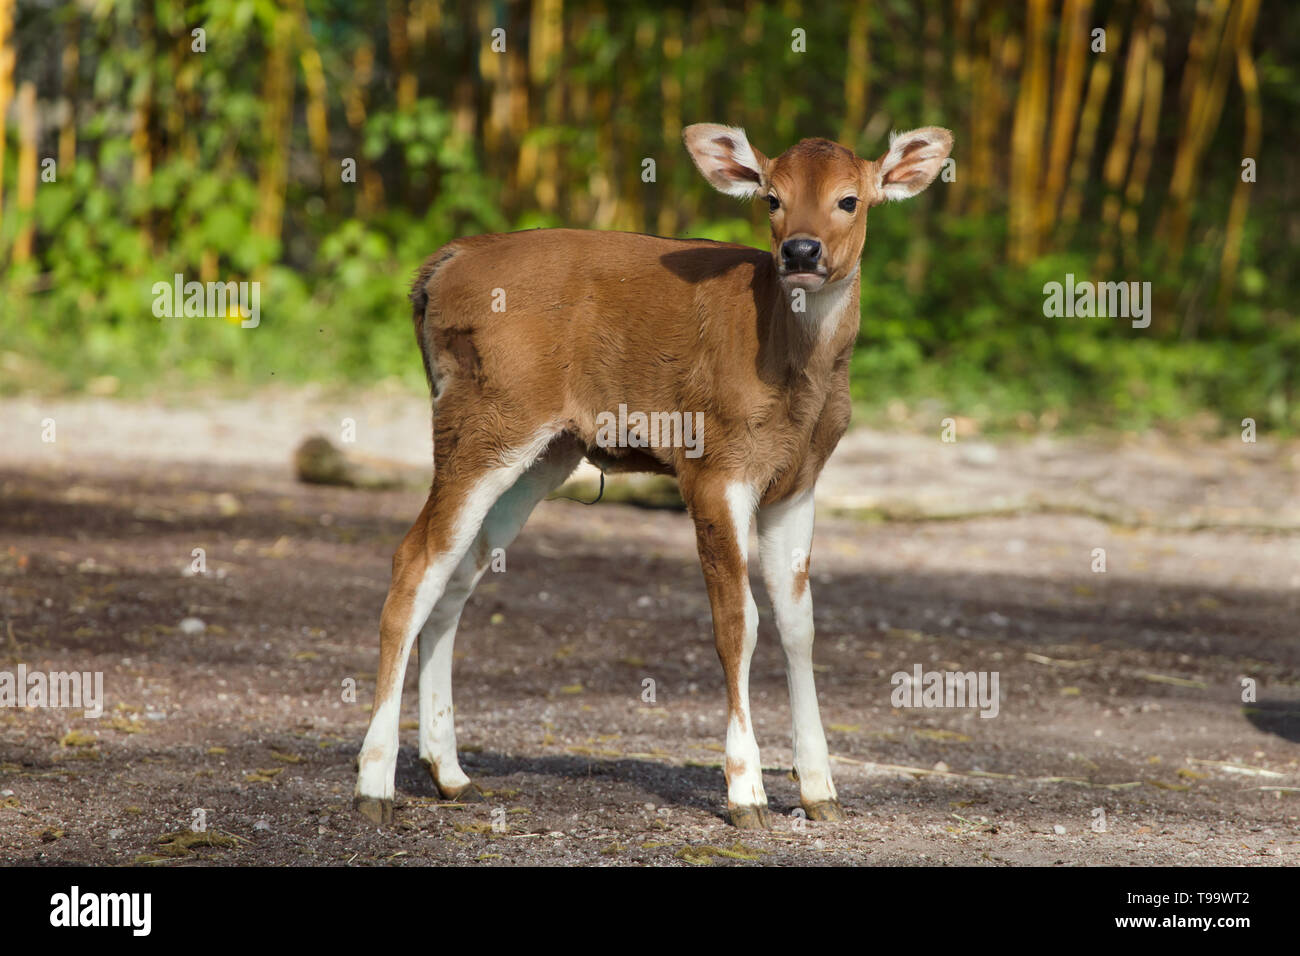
[782,274,827,292]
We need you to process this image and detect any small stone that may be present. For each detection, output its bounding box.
[961,443,998,466]
[108,828,125,839]
[1053,824,1067,835]
[179,617,206,635]
[253,819,271,831]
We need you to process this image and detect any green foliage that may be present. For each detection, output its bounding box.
[0,0,1295,436]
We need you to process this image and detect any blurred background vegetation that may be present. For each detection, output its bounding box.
[0,0,1295,433]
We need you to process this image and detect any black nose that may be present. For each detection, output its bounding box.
[781,238,822,271]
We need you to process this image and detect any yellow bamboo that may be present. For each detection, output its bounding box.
[1119,2,1166,269]
[12,80,35,264]
[523,0,563,214]
[567,3,594,226]
[1061,13,1123,234]
[388,0,416,111]
[0,0,13,232]
[616,16,657,232]
[922,3,942,123]
[253,12,295,243]
[1096,7,1150,272]
[966,10,994,215]
[295,0,331,196]
[839,0,870,148]
[342,40,384,214]
[657,11,683,235]
[1038,0,1092,243]
[59,15,79,172]
[1009,0,1049,264]
[505,4,530,208]
[1164,0,1234,263]
[1218,0,1261,314]
[479,1,505,170]
[591,85,618,229]
[945,0,976,215]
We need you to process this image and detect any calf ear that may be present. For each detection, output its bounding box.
[873,127,953,203]
[683,124,770,199]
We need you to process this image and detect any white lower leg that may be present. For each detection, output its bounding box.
[722,483,766,809]
[725,602,767,809]
[414,436,580,797]
[783,610,837,805]
[356,429,560,803]
[417,560,482,794]
[758,487,836,806]
[356,563,453,801]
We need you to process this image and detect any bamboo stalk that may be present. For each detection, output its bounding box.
[12,80,35,264]
[945,0,976,216]
[342,39,384,214]
[657,10,683,236]
[290,0,331,198]
[1009,0,1049,264]
[1164,0,1234,264]
[616,15,657,233]
[966,9,994,215]
[524,0,562,214]
[1218,0,1261,315]
[1039,0,1092,244]
[389,0,416,111]
[839,0,870,149]
[59,14,79,172]
[130,6,158,255]
[0,0,13,234]
[1060,11,1123,236]
[1119,1,1166,271]
[1096,5,1150,272]
[253,11,296,244]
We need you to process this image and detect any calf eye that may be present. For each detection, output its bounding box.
[767,194,780,213]
[838,196,859,213]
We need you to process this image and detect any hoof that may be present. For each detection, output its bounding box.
[728,805,772,830]
[439,780,486,803]
[802,799,846,822]
[354,795,393,826]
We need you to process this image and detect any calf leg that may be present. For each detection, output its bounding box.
[685,478,768,828]
[417,439,583,799]
[354,427,561,824]
[757,487,842,821]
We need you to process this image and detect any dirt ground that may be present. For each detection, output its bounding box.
[1,391,1298,866]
